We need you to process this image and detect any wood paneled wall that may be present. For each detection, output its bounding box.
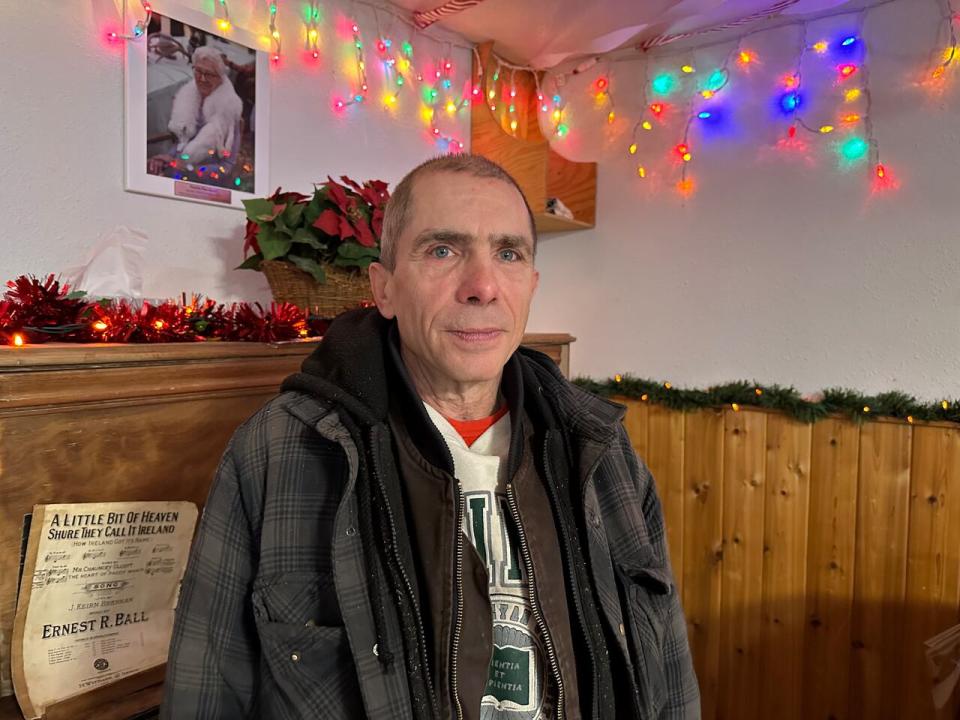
[621,400,960,720]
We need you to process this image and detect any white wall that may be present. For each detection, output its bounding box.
[0,0,470,304]
[2,1,957,399]
[526,0,960,400]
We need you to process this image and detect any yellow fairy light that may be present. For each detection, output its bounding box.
[552,109,562,121]
[614,374,623,383]
[607,111,616,123]
[420,106,435,123]
[308,28,318,42]
[641,393,649,401]
[933,66,946,79]
[863,405,871,413]
[299,328,309,338]
[813,40,829,54]
[841,113,861,124]
[358,61,365,71]
[755,388,763,396]
[628,143,638,155]
[509,118,518,132]
[217,18,231,32]
[942,400,950,410]
[272,29,280,39]
[907,415,915,424]
[446,100,457,114]
[943,46,958,63]
[664,381,672,390]
[732,403,741,412]
[819,125,835,134]
[154,320,165,330]
[701,90,715,99]
[488,89,496,99]
[681,65,695,74]
[385,94,398,106]
[844,88,861,102]
[637,166,647,178]
[13,333,24,347]
[682,152,692,162]
[642,120,653,131]
[92,321,108,331]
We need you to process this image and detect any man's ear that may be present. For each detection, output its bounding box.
[368,262,396,319]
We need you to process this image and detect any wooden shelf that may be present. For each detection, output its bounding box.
[534,213,594,234]
[471,43,597,235]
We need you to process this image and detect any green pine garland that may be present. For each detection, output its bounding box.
[573,375,960,426]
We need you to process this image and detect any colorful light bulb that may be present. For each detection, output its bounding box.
[813,40,829,54]
[838,64,858,79]
[628,143,638,154]
[651,73,676,95]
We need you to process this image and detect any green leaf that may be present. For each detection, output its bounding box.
[287,254,327,283]
[235,254,263,271]
[336,242,380,260]
[65,290,88,300]
[242,198,273,222]
[291,228,323,249]
[333,256,373,269]
[258,226,292,260]
[303,194,324,225]
[272,215,291,236]
[284,202,305,227]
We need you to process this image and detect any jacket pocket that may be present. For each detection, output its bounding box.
[252,572,363,718]
[616,562,672,718]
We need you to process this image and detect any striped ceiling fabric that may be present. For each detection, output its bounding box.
[389,0,861,67]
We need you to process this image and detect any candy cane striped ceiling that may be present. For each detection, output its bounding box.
[390,0,859,67]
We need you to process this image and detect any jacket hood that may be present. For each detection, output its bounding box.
[281,306,626,443]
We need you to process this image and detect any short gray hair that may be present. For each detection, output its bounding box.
[192,46,228,78]
[379,154,537,270]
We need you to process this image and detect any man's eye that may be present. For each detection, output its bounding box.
[431,246,451,258]
[499,249,520,262]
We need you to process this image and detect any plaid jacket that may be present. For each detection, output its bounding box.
[160,352,700,719]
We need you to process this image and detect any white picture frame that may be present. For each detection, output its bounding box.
[124,0,270,209]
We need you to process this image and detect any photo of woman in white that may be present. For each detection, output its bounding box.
[145,15,255,191]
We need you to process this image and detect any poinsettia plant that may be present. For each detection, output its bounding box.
[238,176,390,283]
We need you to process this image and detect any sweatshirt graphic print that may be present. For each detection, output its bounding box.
[425,404,556,719]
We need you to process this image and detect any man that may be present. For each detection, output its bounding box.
[161,154,699,719]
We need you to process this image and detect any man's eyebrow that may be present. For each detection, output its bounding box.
[411,229,472,252]
[491,233,533,253]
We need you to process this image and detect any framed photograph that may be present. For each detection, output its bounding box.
[124,0,270,208]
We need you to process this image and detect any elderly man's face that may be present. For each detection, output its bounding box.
[370,171,538,392]
[193,57,223,98]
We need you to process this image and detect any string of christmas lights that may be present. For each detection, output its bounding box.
[305,0,321,58]
[107,0,152,41]
[215,0,231,32]
[268,0,281,62]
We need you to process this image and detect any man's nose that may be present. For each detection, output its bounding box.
[455,253,498,305]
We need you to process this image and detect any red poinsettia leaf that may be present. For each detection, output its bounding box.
[352,220,376,247]
[324,177,349,210]
[340,176,363,192]
[313,208,342,236]
[338,216,356,240]
[371,208,384,238]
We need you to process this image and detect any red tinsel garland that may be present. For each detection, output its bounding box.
[0,275,332,346]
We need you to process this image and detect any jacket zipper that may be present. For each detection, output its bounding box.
[506,482,565,718]
[450,482,466,720]
[541,434,600,719]
[367,427,438,715]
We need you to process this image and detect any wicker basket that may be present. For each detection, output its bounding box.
[261,259,372,318]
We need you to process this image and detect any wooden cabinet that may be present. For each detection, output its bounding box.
[0,332,573,718]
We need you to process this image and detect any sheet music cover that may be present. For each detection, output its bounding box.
[11,501,198,719]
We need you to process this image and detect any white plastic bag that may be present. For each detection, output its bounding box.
[62,226,148,299]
